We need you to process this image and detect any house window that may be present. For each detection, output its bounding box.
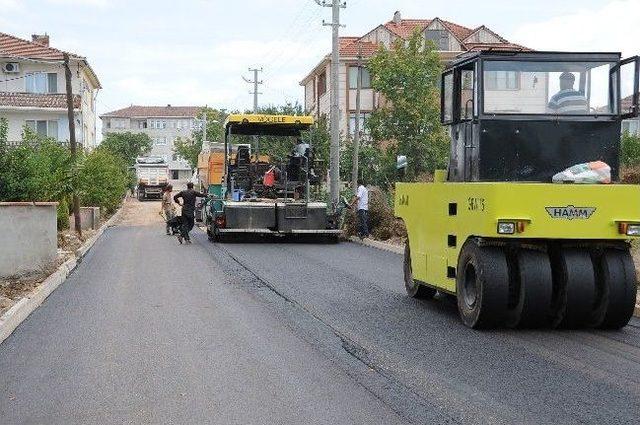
[317,72,327,97]
[484,71,520,90]
[25,73,57,94]
[623,120,640,135]
[26,120,58,139]
[348,112,371,137]
[348,67,371,89]
[154,137,167,145]
[138,121,147,129]
[425,29,449,50]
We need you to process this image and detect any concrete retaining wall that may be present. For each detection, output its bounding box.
[75,207,100,230]
[0,202,58,278]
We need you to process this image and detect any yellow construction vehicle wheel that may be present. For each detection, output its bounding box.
[456,239,509,329]
[404,241,436,299]
[593,249,637,329]
[505,249,553,328]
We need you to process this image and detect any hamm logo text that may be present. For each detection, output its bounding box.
[545,206,596,220]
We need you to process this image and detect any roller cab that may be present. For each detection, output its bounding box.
[396,50,640,329]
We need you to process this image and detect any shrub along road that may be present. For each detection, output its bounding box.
[0,198,639,424]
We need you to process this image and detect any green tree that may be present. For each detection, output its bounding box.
[367,30,450,182]
[0,128,72,202]
[99,132,153,166]
[78,149,129,214]
[621,130,640,168]
[175,107,228,169]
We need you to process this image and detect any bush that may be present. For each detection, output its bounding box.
[621,165,640,184]
[343,186,406,240]
[621,131,640,168]
[57,197,70,230]
[78,150,129,214]
[0,137,72,202]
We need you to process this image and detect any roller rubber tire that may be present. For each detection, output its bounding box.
[404,242,436,299]
[550,248,596,329]
[505,250,553,328]
[456,240,509,329]
[594,249,637,329]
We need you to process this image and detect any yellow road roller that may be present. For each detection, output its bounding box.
[396,50,640,329]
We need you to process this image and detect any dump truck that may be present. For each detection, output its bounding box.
[396,50,640,329]
[203,114,342,242]
[135,156,169,201]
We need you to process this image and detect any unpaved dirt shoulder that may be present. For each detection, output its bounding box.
[113,196,166,227]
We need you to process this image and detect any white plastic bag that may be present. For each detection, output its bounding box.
[552,161,611,184]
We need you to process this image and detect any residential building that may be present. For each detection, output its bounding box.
[622,95,640,136]
[100,105,202,181]
[300,11,527,138]
[0,32,101,149]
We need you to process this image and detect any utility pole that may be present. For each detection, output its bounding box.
[317,0,346,210]
[202,107,207,142]
[351,43,362,191]
[243,68,263,156]
[63,53,81,237]
[243,68,263,113]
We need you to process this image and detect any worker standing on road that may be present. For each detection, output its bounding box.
[173,182,208,244]
[160,184,176,235]
[351,179,369,239]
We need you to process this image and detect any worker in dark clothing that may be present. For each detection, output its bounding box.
[173,182,208,244]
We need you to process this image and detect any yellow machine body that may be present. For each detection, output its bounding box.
[396,176,640,293]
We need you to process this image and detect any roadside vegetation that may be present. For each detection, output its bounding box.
[0,118,151,230]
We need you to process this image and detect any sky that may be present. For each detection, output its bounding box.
[0,0,639,139]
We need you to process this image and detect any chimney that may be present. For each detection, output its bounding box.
[31,33,50,47]
[393,11,401,25]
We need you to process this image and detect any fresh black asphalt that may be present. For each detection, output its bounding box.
[1,219,639,424]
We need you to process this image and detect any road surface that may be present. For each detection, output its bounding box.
[1,198,639,424]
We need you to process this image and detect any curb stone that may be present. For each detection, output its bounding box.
[348,236,404,255]
[0,202,124,346]
[348,237,640,319]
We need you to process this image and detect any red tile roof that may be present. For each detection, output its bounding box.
[0,32,101,89]
[302,15,528,84]
[100,105,203,118]
[337,17,524,58]
[0,31,81,61]
[339,39,380,57]
[0,91,80,109]
[384,19,432,38]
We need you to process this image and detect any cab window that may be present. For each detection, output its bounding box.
[442,72,454,123]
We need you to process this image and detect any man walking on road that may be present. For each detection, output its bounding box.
[351,179,369,239]
[173,182,208,244]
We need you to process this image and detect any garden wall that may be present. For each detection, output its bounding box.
[0,202,58,278]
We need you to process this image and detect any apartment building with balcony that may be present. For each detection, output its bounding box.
[300,11,526,138]
[0,32,101,149]
[100,105,202,181]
